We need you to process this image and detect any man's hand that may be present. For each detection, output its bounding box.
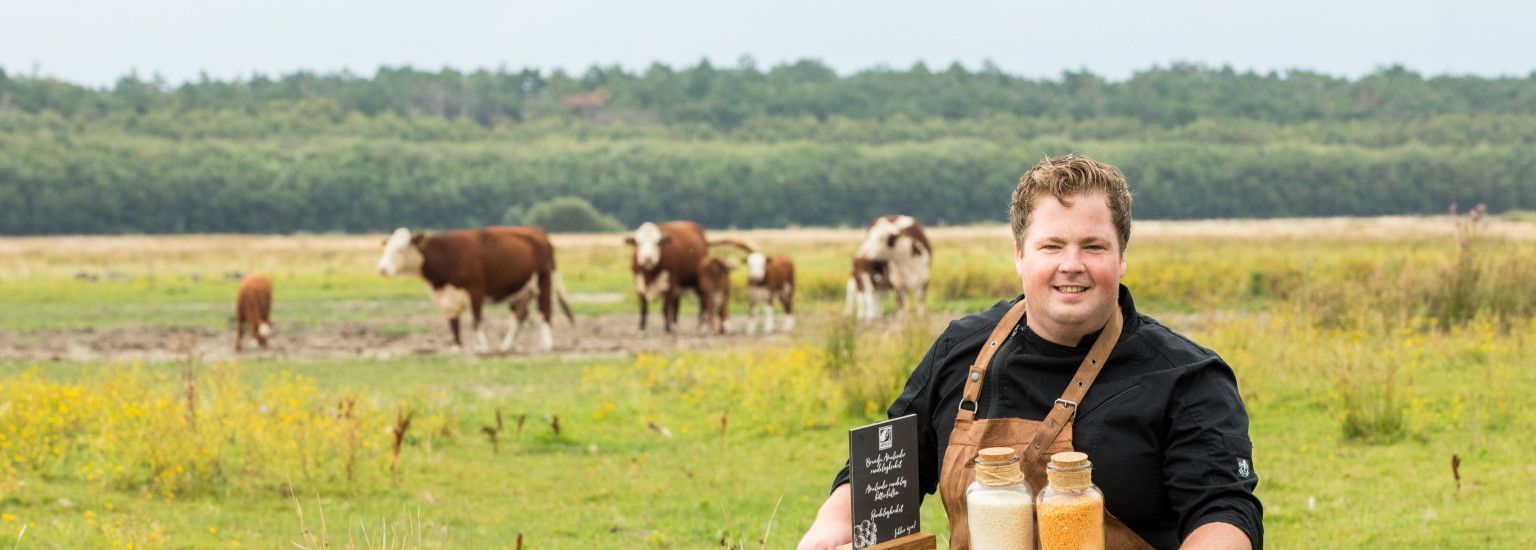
[1182,521,1251,550]
[797,484,852,550]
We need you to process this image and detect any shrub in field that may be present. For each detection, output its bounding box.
[1334,360,1409,444]
[1432,205,1488,328]
[821,318,935,420]
[821,319,858,380]
[522,196,624,233]
[1500,208,1536,223]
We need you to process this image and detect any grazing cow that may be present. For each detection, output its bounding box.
[696,256,735,334]
[844,257,892,322]
[851,215,932,320]
[745,252,796,333]
[376,226,574,352]
[234,273,273,351]
[624,221,709,333]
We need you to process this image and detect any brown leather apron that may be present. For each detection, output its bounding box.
[937,300,1152,550]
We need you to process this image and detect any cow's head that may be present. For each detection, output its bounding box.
[376,227,425,277]
[854,215,915,261]
[746,252,768,284]
[624,222,670,271]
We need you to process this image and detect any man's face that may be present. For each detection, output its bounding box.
[1014,191,1126,345]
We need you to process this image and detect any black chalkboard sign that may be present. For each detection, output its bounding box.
[848,414,921,549]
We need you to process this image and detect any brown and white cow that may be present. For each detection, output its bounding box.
[850,215,932,320]
[234,273,273,351]
[844,257,891,322]
[745,251,795,333]
[376,226,574,352]
[624,221,708,333]
[696,256,735,334]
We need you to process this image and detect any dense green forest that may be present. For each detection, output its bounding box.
[2,60,1533,234]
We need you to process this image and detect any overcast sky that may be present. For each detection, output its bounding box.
[4,0,1534,88]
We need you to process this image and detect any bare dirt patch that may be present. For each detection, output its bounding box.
[0,310,955,364]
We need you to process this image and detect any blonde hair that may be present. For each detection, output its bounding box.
[1009,154,1132,251]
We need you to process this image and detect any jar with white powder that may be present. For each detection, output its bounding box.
[966,446,1035,550]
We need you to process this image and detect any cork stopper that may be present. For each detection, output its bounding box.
[975,447,1024,486]
[1046,452,1093,490]
[978,447,1018,463]
[1049,452,1089,469]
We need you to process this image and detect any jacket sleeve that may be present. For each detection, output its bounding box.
[1161,357,1264,549]
[829,332,951,495]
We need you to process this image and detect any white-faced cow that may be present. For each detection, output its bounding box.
[844,257,891,322]
[696,256,735,334]
[234,273,273,351]
[745,251,795,333]
[624,221,708,333]
[376,226,574,352]
[850,215,932,320]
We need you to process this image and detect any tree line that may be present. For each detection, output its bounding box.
[5,61,1535,127]
[1,60,1533,235]
[2,129,1529,235]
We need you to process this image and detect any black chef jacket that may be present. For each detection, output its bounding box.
[832,286,1263,549]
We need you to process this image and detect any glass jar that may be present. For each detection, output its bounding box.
[966,446,1035,550]
[1036,451,1104,550]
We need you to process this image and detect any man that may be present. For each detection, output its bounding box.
[798,155,1261,549]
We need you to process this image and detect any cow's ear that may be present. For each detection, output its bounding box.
[658,235,672,246]
[410,233,426,248]
[623,236,637,246]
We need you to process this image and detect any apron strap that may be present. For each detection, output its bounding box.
[956,297,1126,449]
[957,299,1031,421]
[1023,305,1124,465]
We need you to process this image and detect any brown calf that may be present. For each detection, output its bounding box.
[844,257,892,321]
[234,273,273,351]
[696,256,735,334]
[746,252,796,333]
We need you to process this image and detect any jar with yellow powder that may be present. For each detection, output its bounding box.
[1036,451,1104,550]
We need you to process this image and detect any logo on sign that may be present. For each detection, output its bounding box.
[878,426,893,451]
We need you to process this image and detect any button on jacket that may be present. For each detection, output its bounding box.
[833,286,1263,548]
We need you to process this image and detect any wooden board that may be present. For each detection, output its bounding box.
[836,532,937,550]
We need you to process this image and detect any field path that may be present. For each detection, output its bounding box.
[0,310,963,364]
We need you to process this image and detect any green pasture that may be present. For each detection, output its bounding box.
[6,222,1533,331]
[2,219,1535,547]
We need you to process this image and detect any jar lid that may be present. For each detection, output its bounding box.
[977,447,1018,463]
[1049,451,1089,468]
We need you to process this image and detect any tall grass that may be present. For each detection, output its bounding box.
[819,318,936,420]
